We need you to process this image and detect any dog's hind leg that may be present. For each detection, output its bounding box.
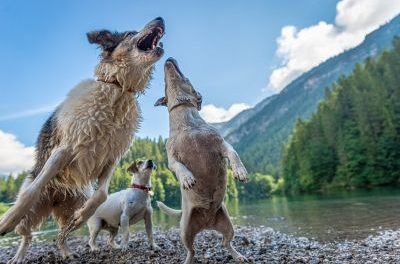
[106,226,119,249]
[65,162,114,235]
[0,146,71,236]
[53,193,85,258]
[8,197,52,264]
[213,204,247,262]
[180,211,201,264]
[8,228,32,264]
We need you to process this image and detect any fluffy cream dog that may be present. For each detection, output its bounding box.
[0,17,165,264]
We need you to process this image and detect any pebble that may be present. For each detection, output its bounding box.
[1,227,400,263]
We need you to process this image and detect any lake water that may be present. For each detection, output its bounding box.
[1,187,399,247]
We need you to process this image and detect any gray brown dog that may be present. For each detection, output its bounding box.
[0,17,165,263]
[155,58,248,264]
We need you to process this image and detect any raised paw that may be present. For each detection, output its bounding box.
[0,209,22,237]
[182,174,196,190]
[234,166,248,182]
[68,207,92,232]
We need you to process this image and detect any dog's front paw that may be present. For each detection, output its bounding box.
[181,173,196,190]
[7,254,25,264]
[71,209,85,229]
[90,246,100,252]
[234,166,248,182]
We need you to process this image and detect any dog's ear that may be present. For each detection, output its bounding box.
[127,161,138,173]
[87,30,123,52]
[154,97,167,107]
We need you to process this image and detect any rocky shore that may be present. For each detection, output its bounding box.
[1,226,400,263]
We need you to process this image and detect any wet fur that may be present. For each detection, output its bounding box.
[1,18,164,264]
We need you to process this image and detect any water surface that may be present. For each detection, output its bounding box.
[1,187,399,247]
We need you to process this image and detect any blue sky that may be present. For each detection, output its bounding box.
[1,0,399,174]
[0,0,338,145]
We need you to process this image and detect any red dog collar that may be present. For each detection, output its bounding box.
[130,183,152,193]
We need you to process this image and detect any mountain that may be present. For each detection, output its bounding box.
[217,15,400,174]
[212,94,278,137]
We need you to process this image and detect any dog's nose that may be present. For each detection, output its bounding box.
[147,160,157,170]
[153,17,164,26]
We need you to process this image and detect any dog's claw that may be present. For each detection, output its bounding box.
[182,174,196,190]
[234,166,248,183]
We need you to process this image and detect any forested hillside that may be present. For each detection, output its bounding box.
[282,38,400,193]
[218,15,400,175]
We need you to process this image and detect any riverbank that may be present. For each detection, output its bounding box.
[1,226,399,263]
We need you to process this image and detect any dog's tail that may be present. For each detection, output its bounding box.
[156,201,182,218]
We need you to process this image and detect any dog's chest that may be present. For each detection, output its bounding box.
[58,81,140,184]
[124,191,150,222]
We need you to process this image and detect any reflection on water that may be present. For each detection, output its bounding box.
[1,187,399,247]
[229,187,400,241]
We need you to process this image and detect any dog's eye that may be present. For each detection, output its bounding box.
[137,161,143,165]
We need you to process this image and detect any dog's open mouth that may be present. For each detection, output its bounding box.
[137,26,164,52]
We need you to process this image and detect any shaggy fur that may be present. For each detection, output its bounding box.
[155,58,248,264]
[0,17,165,264]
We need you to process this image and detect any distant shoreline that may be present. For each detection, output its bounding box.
[1,226,399,263]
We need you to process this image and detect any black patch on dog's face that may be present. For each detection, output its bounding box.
[87,30,138,57]
[127,161,139,173]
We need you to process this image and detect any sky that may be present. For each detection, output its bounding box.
[0,0,399,175]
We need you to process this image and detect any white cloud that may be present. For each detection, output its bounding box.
[0,130,34,175]
[267,0,400,92]
[0,103,58,121]
[200,103,251,123]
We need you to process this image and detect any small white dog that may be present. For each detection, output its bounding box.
[87,159,159,251]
